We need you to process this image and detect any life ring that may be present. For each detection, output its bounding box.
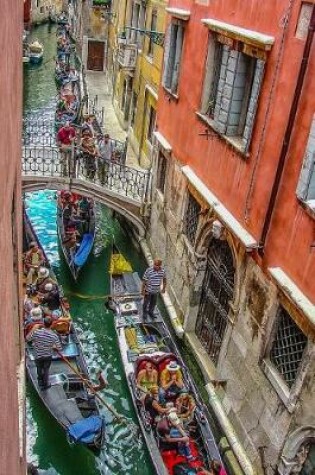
[124,303,132,310]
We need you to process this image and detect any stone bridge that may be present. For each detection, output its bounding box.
[22,144,151,237]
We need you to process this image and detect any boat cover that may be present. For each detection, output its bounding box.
[73,233,94,267]
[67,415,103,444]
[109,253,133,275]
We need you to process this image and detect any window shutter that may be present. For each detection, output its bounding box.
[171,24,184,93]
[296,117,315,201]
[243,59,265,152]
[162,24,172,88]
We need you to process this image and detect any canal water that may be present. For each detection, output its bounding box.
[24,24,154,475]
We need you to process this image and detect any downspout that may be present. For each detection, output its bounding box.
[259,6,315,255]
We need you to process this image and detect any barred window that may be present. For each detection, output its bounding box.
[156,152,167,194]
[270,306,307,388]
[147,106,156,144]
[184,193,201,245]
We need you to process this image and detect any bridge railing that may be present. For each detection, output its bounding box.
[22,145,149,203]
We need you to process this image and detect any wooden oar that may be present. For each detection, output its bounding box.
[56,350,136,429]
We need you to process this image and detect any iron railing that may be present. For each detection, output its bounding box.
[22,145,149,202]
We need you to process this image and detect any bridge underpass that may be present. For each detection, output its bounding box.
[22,143,151,237]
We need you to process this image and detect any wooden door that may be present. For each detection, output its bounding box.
[87,41,104,71]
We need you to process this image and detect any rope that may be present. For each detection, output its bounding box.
[64,290,142,301]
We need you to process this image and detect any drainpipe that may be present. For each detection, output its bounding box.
[138,238,185,338]
[205,382,256,475]
[259,6,315,255]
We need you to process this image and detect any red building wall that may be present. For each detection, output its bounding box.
[0,0,25,473]
[157,0,315,302]
[24,0,31,23]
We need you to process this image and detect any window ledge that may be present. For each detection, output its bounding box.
[156,188,165,204]
[196,112,249,158]
[298,197,315,220]
[166,7,191,21]
[163,86,179,102]
[145,54,154,65]
[261,359,297,412]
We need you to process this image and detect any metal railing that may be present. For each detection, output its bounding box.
[22,144,149,202]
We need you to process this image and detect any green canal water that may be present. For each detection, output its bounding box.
[24,24,154,475]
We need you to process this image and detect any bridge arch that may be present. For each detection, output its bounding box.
[22,177,147,238]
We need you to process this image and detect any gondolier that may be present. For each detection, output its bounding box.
[30,317,62,390]
[141,259,166,320]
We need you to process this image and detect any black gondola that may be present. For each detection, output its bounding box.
[108,244,225,474]
[23,211,105,452]
[56,193,96,281]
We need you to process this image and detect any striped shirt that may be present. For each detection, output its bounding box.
[143,266,166,294]
[31,328,62,359]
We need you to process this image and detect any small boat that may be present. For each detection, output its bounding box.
[29,40,44,64]
[109,244,225,475]
[23,211,105,452]
[57,192,96,280]
[57,14,69,25]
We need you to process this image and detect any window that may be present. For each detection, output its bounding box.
[162,21,184,95]
[130,92,138,127]
[156,151,167,194]
[184,193,201,245]
[147,106,156,144]
[296,115,315,207]
[269,306,307,388]
[129,1,146,46]
[200,35,265,152]
[148,10,157,57]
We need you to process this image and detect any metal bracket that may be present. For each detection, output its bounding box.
[125,27,165,46]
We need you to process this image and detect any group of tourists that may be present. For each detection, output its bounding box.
[56,116,119,182]
[57,190,93,253]
[23,242,71,390]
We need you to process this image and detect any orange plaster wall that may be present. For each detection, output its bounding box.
[157,0,315,302]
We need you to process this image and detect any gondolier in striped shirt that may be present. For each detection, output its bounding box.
[29,317,63,390]
[141,259,166,320]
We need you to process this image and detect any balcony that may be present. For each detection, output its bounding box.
[118,43,137,69]
[92,0,111,9]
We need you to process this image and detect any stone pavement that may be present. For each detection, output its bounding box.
[85,71,141,170]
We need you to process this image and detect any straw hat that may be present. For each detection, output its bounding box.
[38,267,49,279]
[166,361,180,372]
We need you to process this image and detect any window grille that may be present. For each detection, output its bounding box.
[156,152,167,193]
[296,116,315,203]
[270,306,307,388]
[184,193,201,245]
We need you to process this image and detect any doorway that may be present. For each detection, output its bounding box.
[87,40,105,71]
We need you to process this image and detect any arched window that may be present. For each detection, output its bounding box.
[195,238,235,364]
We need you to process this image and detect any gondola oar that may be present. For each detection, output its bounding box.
[56,350,138,432]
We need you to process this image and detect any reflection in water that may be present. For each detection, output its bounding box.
[25,191,153,475]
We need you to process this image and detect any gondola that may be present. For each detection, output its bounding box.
[56,192,96,281]
[108,244,225,475]
[23,211,105,452]
[29,40,44,64]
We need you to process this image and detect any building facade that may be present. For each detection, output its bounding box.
[0,0,26,473]
[31,0,64,24]
[149,0,315,473]
[110,0,167,167]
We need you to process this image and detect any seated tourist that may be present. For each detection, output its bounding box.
[36,267,57,294]
[24,241,45,286]
[196,460,227,475]
[40,283,61,311]
[24,306,44,338]
[137,361,158,394]
[157,409,194,461]
[159,361,184,403]
[175,389,196,423]
[144,385,169,423]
